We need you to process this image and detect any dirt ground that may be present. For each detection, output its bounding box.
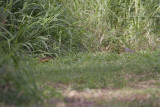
[47,80,160,107]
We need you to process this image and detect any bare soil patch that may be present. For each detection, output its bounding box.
[47,80,160,107]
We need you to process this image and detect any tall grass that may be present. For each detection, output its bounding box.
[64,0,160,52]
[0,0,159,56]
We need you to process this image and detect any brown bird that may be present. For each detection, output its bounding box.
[38,57,53,62]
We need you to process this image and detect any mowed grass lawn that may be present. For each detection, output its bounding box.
[22,51,160,107]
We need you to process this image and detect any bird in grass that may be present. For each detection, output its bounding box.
[38,56,53,62]
[122,47,135,53]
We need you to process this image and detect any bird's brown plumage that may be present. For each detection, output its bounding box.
[38,57,53,62]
